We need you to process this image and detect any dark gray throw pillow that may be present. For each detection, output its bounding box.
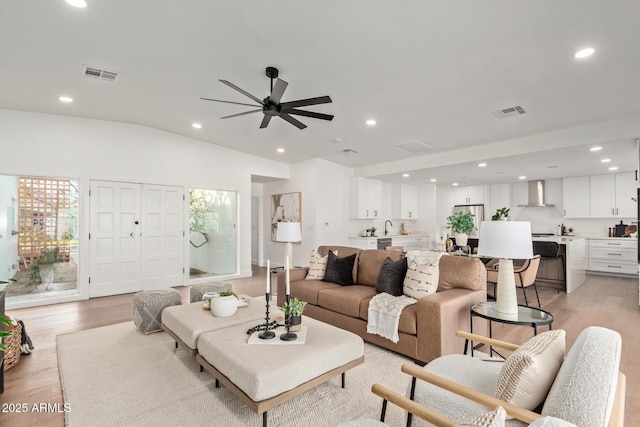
[375,257,408,296]
[323,251,356,286]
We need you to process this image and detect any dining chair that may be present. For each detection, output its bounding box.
[486,255,542,308]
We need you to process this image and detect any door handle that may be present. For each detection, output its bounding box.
[130,232,135,237]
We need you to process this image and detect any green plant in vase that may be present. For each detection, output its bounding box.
[30,247,64,289]
[280,297,307,331]
[491,207,510,221]
[446,211,476,247]
[0,315,12,351]
[369,226,377,237]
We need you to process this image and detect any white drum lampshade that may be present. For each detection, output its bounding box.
[477,221,533,315]
[276,222,302,269]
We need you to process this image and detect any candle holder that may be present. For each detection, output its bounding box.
[280,294,297,341]
[258,292,275,339]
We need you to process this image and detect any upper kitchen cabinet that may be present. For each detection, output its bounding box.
[392,184,418,219]
[488,183,511,215]
[562,176,590,218]
[510,181,528,207]
[349,177,382,219]
[589,172,636,218]
[452,185,484,205]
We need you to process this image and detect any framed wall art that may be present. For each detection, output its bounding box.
[271,192,301,241]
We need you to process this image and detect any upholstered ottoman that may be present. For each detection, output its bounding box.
[189,282,232,303]
[161,296,269,356]
[133,288,182,334]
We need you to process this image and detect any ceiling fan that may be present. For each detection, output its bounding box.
[201,66,333,130]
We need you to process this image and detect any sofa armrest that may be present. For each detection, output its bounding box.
[416,288,487,363]
[276,267,309,307]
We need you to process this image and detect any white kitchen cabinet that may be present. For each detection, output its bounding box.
[453,185,484,205]
[587,238,638,275]
[589,172,636,218]
[349,177,382,219]
[392,184,418,219]
[510,181,528,207]
[348,238,378,250]
[562,176,590,218]
[488,183,511,217]
[391,235,428,251]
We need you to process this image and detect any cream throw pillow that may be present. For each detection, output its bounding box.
[455,406,506,427]
[403,251,445,299]
[305,249,336,280]
[495,329,566,410]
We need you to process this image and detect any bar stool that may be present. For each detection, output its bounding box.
[532,241,564,293]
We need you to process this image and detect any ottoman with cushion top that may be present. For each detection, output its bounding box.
[195,315,365,427]
[133,288,182,334]
[162,296,270,356]
[189,282,232,303]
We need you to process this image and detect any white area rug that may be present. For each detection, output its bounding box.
[57,322,413,426]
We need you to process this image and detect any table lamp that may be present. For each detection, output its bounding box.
[477,221,533,315]
[276,222,302,269]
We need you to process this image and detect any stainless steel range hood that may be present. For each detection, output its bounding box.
[517,180,555,207]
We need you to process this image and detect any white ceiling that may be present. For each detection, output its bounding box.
[2,1,640,185]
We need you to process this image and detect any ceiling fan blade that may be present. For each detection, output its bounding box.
[280,95,332,110]
[220,109,262,119]
[287,109,334,121]
[219,79,264,105]
[259,115,272,129]
[269,78,288,104]
[279,113,307,130]
[200,97,261,108]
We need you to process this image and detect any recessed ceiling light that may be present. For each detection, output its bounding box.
[574,47,595,59]
[452,182,459,186]
[58,96,73,103]
[366,119,376,126]
[192,123,202,129]
[601,158,611,163]
[478,163,487,167]
[590,146,602,152]
[430,178,437,183]
[608,166,619,171]
[277,148,285,153]
[65,0,87,8]
[519,176,527,180]
[402,173,410,178]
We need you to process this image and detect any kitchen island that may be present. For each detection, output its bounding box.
[531,235,587,293]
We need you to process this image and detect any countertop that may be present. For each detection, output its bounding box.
[348,233,428,240]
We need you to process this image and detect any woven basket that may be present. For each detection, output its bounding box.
[3,321,22,371]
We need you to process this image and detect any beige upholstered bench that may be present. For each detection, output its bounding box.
[161,296,268,356]
[196,316,365,427]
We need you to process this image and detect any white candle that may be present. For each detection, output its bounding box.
[285,256,290,295]
[266,259,270,294]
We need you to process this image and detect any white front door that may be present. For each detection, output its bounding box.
[141,184,185,289]
[90,181,141,297]
[89,181,185,297]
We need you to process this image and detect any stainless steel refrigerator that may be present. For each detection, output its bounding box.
[452,204,484,238]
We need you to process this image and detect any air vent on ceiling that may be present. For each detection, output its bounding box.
[493,105,526,119]
[83,66,119,82]
[342,148,358,154]
[396,140,434,153]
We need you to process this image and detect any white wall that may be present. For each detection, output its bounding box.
[0,175,18,280]
[0,108,289,302]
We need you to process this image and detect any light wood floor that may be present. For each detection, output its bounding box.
[1,269,638,426]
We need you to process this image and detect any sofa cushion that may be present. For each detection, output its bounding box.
[541,326,621,427]
[305,249,334,281]
[323,252,357,286]
[291,279,341,306]
[375,257,408,296]
[357,249,405,287]
[455,406,506,427]
[317,285,377,318]
[495,329,566,411]
[359,296,417,335]
[437,255,487,291]
[403,251,445,299]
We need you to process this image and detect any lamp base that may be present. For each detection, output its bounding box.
[284,242,293,269]
[496,259,518,315]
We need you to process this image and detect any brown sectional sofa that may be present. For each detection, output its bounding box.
[276,246,487,364]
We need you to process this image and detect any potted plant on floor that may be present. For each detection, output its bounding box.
[31,247,64,290]
[280,297,307,332]
[210,290,239,318]
[446,211,476,247]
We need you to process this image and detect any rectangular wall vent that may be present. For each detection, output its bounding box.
[493,105,526,119]
[83,66,119,82]
[396,140,434,153]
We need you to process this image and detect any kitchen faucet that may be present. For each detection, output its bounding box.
[384,220,393,236]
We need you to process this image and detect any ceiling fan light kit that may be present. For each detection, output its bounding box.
[201,67,333,130]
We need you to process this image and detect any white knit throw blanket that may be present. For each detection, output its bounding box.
[367,292,417,343]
